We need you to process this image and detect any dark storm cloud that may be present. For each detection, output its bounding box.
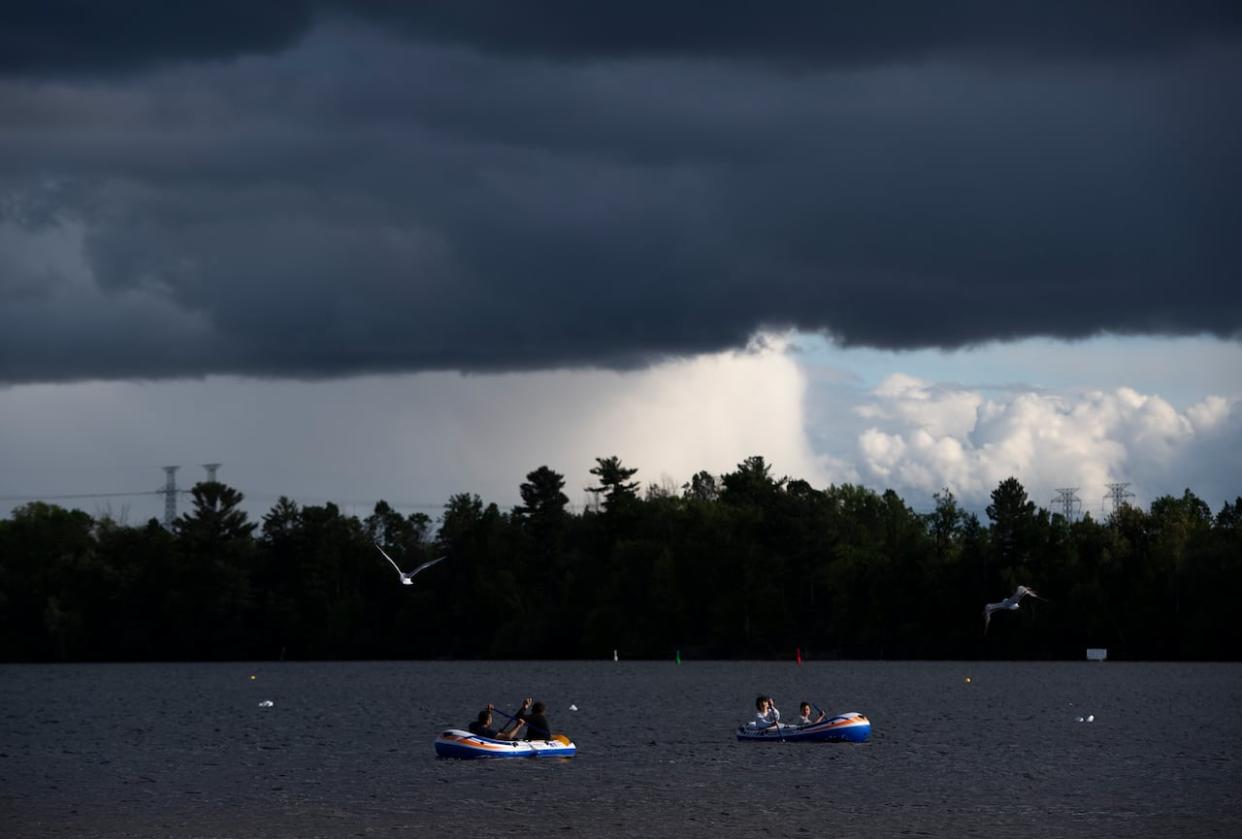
[346,1,1242,66]
[0,2,314,76]
[0,8,1240,383]
[3,2,1239,76]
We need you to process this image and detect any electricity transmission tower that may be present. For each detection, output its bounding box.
[1103,482,1135,517]
[1052,487,1082,522]
[159,463,222,528]
[161,466,180,529]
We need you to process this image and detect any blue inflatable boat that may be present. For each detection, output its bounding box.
[434,729,577,759]
[736,712,871,743]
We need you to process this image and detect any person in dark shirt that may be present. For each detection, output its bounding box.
[516,698,554,741]
[466,704,526,740]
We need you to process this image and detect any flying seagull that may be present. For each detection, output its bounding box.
[375,544,445,586]
[983,585,1047,632]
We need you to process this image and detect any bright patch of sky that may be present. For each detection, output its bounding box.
[795,332,1242,515]
[794,333,1242,405]
[2,333,1238,527]
[0,344,818,525]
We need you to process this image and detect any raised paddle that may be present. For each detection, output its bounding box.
[492,705,571,745]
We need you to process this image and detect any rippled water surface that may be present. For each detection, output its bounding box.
[2,661,1239,837]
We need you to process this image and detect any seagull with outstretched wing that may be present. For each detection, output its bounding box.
[375,544,445,586]
[983,584,1047,632]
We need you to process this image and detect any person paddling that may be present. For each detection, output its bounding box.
[516,697,555,741]
[750,695,781,730]
[797,702,825,726]
[467,704,526,740]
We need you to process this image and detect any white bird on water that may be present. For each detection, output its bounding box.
[375,544,446,586]
[983,585,1047,632]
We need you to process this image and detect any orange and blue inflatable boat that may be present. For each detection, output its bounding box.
[434,729,577,759]
[736,712,871,743]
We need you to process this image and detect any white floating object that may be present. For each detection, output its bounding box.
[259,700,274,708]
[569,704,578,711]
[1075,716,1084,723]
[1086,714,1095,723]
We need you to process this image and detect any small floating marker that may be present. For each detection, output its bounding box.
[964,676,972,684]
[675,649,681,665]
[1086,714,1095,723]
[569,704,578,712]
[795,647,803,666]
[1075,716,1084,723]
[258,700,274,708]
[249,675,256,680]
[613,649,618,663]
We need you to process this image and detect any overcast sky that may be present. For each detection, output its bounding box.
[2,2,1239,523]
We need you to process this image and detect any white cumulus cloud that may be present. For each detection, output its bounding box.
[853,375,1239,511]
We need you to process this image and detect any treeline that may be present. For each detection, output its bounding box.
[1,456,1239,662]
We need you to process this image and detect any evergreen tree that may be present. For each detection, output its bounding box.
[683,471,720,502]
[1,466,1238,662]
[986,476,1038,573]
[587,456,639,512]
[516,466,570,521]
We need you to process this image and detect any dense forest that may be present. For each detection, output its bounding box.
[1,456,1239,662]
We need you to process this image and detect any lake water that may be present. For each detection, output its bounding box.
[2,661,1239,838]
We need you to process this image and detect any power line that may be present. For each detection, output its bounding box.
[0,490,165,502]
[1,488,447,512]
[2,465,223,528]
[243,490,446,510]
